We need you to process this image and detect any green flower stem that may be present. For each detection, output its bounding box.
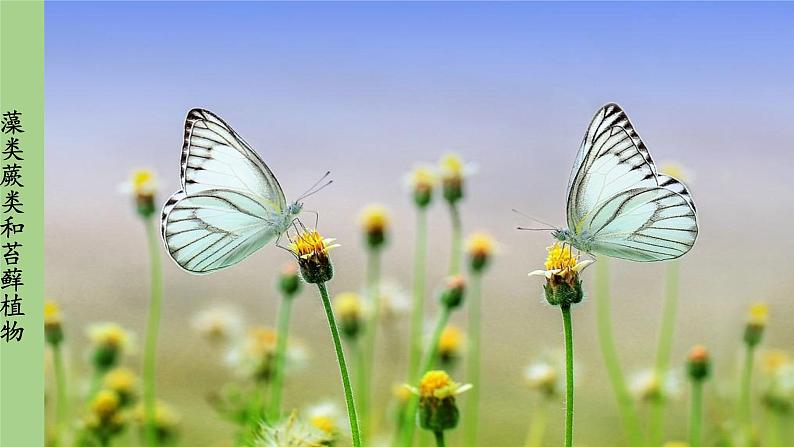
[447,202,462,276]
[463,270,483,447]
[52,344,68,446]
[408,208,429,381]
[524,398,548,447]
[689,379,704,447]
[88,368,104,399]
[360,248,382,441]
[739,342,756,446]
[401,306,453,447]
[765,408,782,447]
[594,259,645,447]
[434,430,446,447]
[142,217,164,447]
[317,282,362,447]
[561,305,575,447]
[648,260,680,445]
[268,291,295,419]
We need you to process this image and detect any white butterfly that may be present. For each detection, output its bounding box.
[552,103,698,262]
[161,109,323,274]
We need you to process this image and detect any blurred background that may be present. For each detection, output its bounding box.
[46,2,794,446]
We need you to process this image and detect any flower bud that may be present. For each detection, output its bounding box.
[44,300,64,346]
[411,370,471,433]
[466,232,495,273]
[359,204,390,250]
[88,323,132,372]
[687,345,711,382]
[438,325,464,368]
[333,292,364,340]
[290,230,339,284]
[104,367,138,407]
[440,276,466,310]
[123,169,157,219]
[744,302,768,347]
[439,153,472,205]
[279,263,302,298]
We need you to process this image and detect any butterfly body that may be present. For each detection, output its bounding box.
[558,103,699,262]
[161,109,309,274]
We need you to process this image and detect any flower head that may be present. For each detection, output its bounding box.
[334,292,364,340]
[191,306,244,344]
[88,323,133,371]
[760,351,794,414]
[440,275,466,310]
[254,411,332,447]
[405,164,437,208]
[762,350,791,376]
[408,370,472,432]
[84,389,126,441]
[438,153,475,204]
[745,301,768,346]
[466,232,496,273]
[438,324,465,367]
[121,169,158,218]
[630,368,681,403]
[529,243,592,307]
[524,361,560,397]
[44,299,64,346]
[306,402,344,440]
[290,229,339,284]
[359,204,390,249]
[104,367,138,407]
[687,345,711,382]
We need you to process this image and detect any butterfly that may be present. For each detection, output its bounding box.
[160,109,327,274]
[551,103,698,262]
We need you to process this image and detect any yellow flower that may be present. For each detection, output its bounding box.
[405,164,437,207]
[662,443,689,447]
[529,243,592,306]
[91,390,121,419]
[748,301,769,327]
[438,325,465,361]
[89,323,132,350]
[44,300,61,326]
[134,400,180,443]
[255,411,331,446]
[762,350,791,375]
[438,153,475,203]
[660,162,693,183]
[466,232,496,272]
[334,292,363,320]
[105,367,137,394]
[306,402,342,437]
[415,370,472,399]
[359,204,390,234]
[289,229,339,284]
[393,382,413,404]
[128,169,157,198]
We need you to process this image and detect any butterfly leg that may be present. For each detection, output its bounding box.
[301,209,320,229]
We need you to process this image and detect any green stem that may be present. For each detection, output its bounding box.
[765,408,782,447]
[524,398,548,447]
[268,292,295,420]
[434,430,446,447]
[408,208,429,381]
[401,306,453,447]
[463,271,482,447]
[689,379,704,447]
[739,342,756,446]
[142,217,163,447]
[448,202,462,276]
[561,305,575,447]
[317,282,362,447]
[594,259,645,447]
[52,344,68,446]
[360,249,382,441]
[648,260,680,445]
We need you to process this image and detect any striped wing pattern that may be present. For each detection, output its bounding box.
[161,109,288,274]
[567,104,699,262]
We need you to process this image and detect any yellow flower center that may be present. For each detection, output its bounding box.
[334,293,362,319]
[44,300,61,325]
[359,204,389,233]
[440,153,464,179]
[410,166,436,189]
[544,243,578,271]
[130,169,156,196]
[310,415,336,434]
[105,368,136,393]
[748,301,769,326]
[419,370,453,397]
[290,230,334,260]
[91,390,120,418]
[467,233,494,258]
[91,323,129,348]
[438,325,463,353]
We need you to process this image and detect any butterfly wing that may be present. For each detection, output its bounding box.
[161,109,290,274]
[181,108,287,211]
[567,104,698,261]
[162,189,281,274]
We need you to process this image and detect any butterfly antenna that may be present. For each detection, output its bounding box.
[511,209,559,231]
[297,171,333,201]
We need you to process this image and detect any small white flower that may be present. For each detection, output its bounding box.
[192,305,244,343]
